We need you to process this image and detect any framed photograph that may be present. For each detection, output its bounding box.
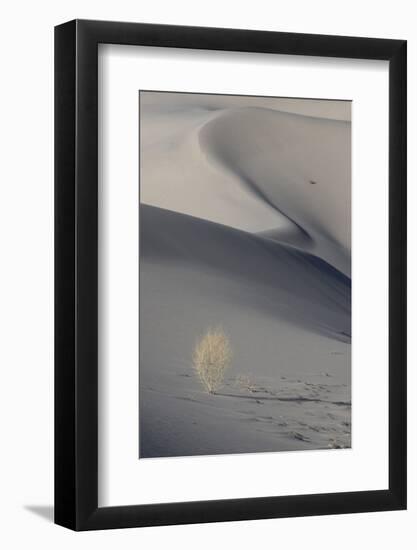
[55,19,406,530]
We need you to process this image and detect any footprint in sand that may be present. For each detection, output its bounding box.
[291,432,311,442]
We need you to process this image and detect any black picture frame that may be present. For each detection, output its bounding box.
[55,19,407,531]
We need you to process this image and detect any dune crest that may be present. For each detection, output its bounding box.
[141,204,351,343]
[141,101,350,275]
[199,107,351,275]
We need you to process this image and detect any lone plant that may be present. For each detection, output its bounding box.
[193,327,232,394]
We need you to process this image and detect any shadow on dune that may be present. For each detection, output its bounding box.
[140,204,351,343]
[198,106,351,275]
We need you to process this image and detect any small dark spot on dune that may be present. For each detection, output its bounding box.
[309,180,317,185]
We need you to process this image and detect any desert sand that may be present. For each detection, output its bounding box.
[139,92,351,458]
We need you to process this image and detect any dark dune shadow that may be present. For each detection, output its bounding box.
[140,204,351,342]
[24,505,54,523]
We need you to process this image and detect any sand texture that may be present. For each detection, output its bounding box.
[139,92,351,458]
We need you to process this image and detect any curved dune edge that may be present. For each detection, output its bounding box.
[141,204,351,343]
[141,106,291,238]
[198,106,351,275]
[140,102,351,275]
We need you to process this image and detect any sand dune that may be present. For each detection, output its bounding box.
[141,205,350,343]
[199,107,351,274]
[139,205,351,458]
[139,92,351,458]
[140,106,287,236]
[141,97,351,275]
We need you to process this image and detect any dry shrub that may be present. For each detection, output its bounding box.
[193,327,232,394]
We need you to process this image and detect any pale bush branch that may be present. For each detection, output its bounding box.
[193,327,232,394]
